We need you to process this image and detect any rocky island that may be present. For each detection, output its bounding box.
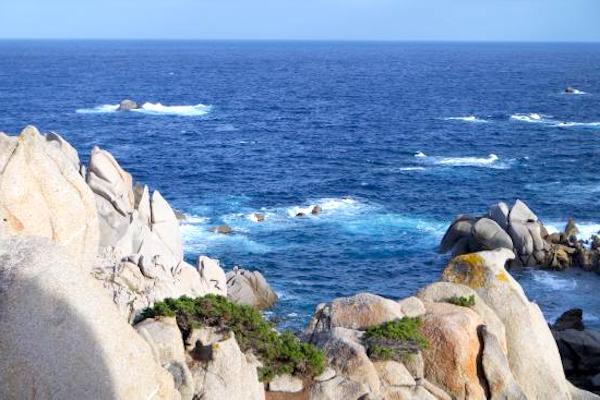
[1,125,599,400]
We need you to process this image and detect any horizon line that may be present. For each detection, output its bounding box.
[1,38,600,44]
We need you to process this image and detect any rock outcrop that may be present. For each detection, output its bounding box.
[118,99,140,111]
[86,146,226,320]
[440,199,600,270]
[0,236,178,400]
[0,126,99,266]
[226,267,278,310]
[553,310,600,395]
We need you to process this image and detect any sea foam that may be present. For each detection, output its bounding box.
[76,102,211,116]
[415,152,506,169]
[444,116,488,123]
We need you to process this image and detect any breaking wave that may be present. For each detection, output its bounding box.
[415,152,507,169]
[76,102,211,116]
[444,116,489,123]
[510,113,600,129]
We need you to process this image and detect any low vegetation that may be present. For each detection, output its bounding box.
[140,294,325,382]
[362,317,428,361]
[446,295,476,308]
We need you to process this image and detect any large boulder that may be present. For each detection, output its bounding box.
[135,317,194,400]
[471,218,514,251]
[0,235,178,400]
[305,293,417,337]
[226,267,278,310]
[420,301,487,400]
[187,330,265,400]
[0,126,99,266]
[441,249,578,399]
[118,99,140,111]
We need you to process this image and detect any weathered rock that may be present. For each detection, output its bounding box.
[314,367,337,382]
[565,219,580,240]
[442,249,575,399]
[554,309,585,331]
[312,327,381,394]
[210,224,233,234]
[312,205,322,215]
[309,375,369,400]
[151,190,184,260]
[0,236,178,400]
[395,296,425,318]
[472,218,514,251]
[488,202,510,230]
[554,329,600,376]
[373,360,415,387]
[135,317,194,400]
[421,379,453,400]
[417,281,507,352]
[251,212,266,222]
[306,293,408,336]
[87,145,135,248]
[117,99,140,111]
[226,267,278,310]
[439,216,475,254]
[0,126,99,266]
[509,199,538,223]
[480,326,527,400]
[188,332,265,400]
[269,374,304,393]
[420,301,486,400]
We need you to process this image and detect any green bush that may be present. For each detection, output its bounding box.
[140,295,325,382]
[363,317,428,362]
[446,295,475,308]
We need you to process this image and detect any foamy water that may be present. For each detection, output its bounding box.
[76,102,211,116]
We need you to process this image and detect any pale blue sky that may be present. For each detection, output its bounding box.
[1,0,599,41]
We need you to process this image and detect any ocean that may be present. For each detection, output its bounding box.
[2,40,600,330]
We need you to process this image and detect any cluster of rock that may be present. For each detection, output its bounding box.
[118,99,142,111]
[553,309,600,394]
[2,125,600,399]
[440,199,600,270]
[303,248,598,400]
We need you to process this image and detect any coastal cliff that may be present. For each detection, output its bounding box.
[0,126,598,400]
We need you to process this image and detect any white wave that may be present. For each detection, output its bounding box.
[286,197,361,218]
[416,153,504,168]
[556,121,600,128]
[545,221,600,242]
[397,167,426,171]
[76,102,211,116]
[532,270,577,291]
[444,116,488,123]
[414,151,427,158]
[563,88,587,95]
[510,113,546,123]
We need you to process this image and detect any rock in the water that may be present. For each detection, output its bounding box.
[312,205,322,215]
[442,249,575,399]
[0,126,99,266]
[0,236,178,400]
[554,309,585,331]
[472,217,514,251]
[439,215,475,254]
[565,218,580,240]
[226,267,278,310]
[117,99,140,111]
[210,224,233,234]
[251,212,265,222]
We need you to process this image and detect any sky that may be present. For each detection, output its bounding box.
[1,0,599,42]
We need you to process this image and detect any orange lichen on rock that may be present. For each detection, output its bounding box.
[442,253,486,289]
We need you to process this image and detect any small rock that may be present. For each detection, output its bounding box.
[251,213,265,222]
[564,218,579,240]
[174,210,186,221]
[564,86,577,94]
[117,99,140,111]
[311,205,322,215]
[209,224,233,234]
[296,212,306,217]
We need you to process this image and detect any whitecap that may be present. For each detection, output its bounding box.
[563,88,587,95]
[510,113,546,123]
[416,153,506,169]
[444,116,488,123]
[286,197,363,218]
[397,167,426,171]
[532,270,577,291]
[556,121,600,129]
[414,151,427,158]
[545,221,600,242]
[76,102,211,116]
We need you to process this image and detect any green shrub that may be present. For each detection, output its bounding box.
[140,295,325,382]
[446,295,475,308]
[362,317,428,362]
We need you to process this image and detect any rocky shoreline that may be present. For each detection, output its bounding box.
[1,126,599,400]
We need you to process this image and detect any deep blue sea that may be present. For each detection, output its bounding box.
[2,40,600,330]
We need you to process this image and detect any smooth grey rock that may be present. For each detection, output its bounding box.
[439,216,475,253]
[117,99,139,111]
[472,217,514,251]
[269,374,304,393]
[509,199,538,223]
[309,376,368,400]
[226,267,277,310]
[488,202,510,230]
